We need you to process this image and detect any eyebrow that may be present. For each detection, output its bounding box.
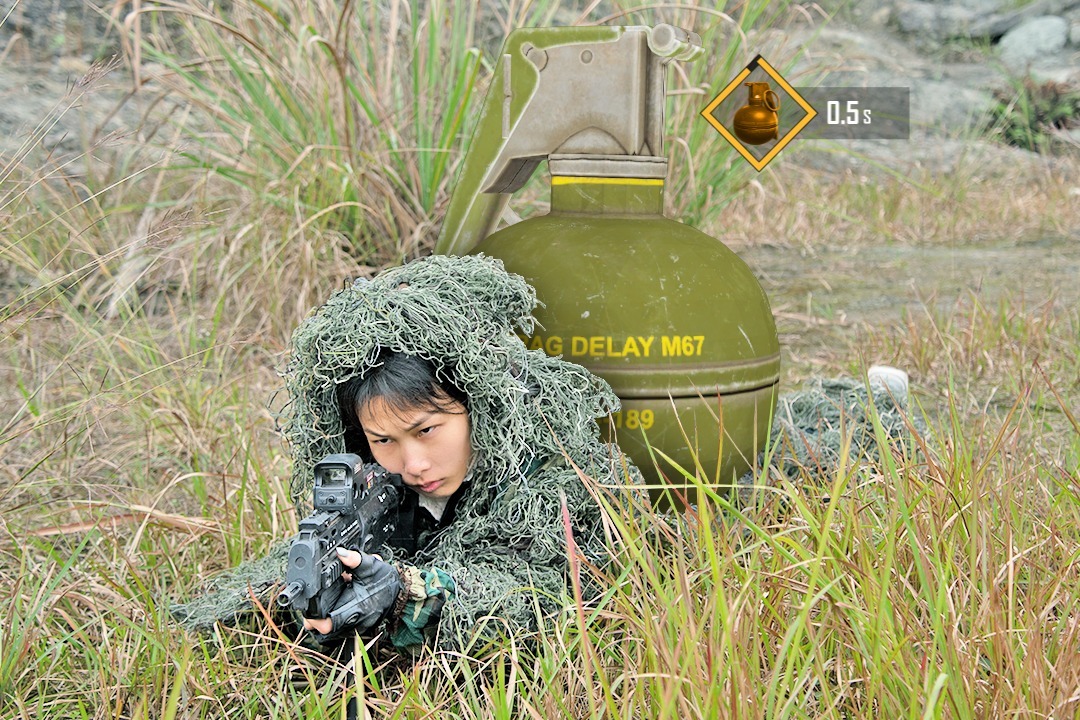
[363,412,435,438]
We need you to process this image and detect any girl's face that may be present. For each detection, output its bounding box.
[357,396,472,499]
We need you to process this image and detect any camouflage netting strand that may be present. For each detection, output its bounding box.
[170,254,925,642]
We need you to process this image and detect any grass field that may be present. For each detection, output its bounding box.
[2,1,1079,717]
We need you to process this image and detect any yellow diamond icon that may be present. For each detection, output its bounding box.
[701,55,817,172]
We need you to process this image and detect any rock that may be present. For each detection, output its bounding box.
[894,1,984,41]
[998,16,1069,72]
[968,0,1079,38]
[784,26,925,80]
[912,79,995,131]
[1070,21,1080,45]
[784,26,1001,132]
[0,0,113,58]
[893,0,1080,41]
[1030,64,1080,84]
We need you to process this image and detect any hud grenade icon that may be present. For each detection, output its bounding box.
[733,81,781,145]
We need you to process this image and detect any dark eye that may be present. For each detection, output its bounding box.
[418,425,436,436]
[368,436,391,445]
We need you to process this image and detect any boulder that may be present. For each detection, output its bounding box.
[998,16,1070,72]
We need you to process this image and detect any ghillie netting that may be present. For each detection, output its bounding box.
[170,254,924,640]
[279,254,619,512]
[763,377,923,484]
[172,254,623,638]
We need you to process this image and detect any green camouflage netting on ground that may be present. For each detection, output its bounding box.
[764,377,923,483]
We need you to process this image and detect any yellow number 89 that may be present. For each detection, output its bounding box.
[618,409,655,431]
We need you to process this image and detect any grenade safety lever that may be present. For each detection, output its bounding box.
[436,24,703,256]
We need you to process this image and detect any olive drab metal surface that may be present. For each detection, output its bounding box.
[436,24,780,501]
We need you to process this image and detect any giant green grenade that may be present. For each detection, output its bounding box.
[436,25,779,495]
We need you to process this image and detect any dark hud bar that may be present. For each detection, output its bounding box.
[794,87,911,140]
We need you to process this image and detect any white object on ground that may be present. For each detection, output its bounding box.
[868,365,910,402]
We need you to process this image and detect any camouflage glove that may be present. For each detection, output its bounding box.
[306,550,402,646]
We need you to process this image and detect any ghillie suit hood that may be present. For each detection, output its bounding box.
[282,253,620,511]
[171,255,629,649]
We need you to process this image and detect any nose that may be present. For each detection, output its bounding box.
[401,443,431,480]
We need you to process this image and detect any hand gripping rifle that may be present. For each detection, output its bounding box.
[276,454,403,619]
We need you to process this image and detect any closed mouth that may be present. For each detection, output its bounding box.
[417,479,442,494]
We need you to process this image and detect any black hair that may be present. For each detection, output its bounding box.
[336,350,468,461]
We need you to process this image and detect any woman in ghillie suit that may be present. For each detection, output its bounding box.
[171,254,637,653]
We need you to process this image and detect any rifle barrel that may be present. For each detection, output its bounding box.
[277,581,304,608]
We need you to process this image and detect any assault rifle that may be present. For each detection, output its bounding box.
[276,453,403,618]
